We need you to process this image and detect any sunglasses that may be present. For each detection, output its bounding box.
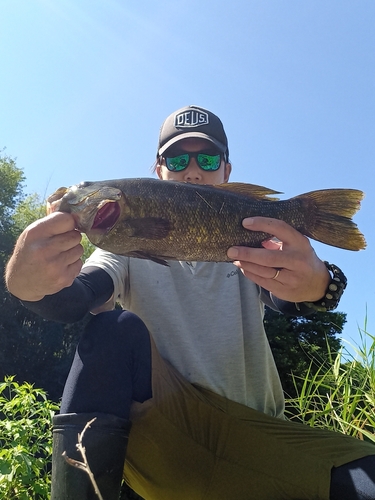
[164,151,223,172]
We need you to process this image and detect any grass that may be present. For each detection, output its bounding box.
[285,324,375,443]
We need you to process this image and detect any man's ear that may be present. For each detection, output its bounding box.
[224,162,232,182]
[155,164,163,179]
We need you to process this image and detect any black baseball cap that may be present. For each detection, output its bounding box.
[157,105,229,160]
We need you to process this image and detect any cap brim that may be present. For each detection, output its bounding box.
[158,132,227,156]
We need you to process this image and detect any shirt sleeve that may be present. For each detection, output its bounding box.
[260,288,317,317]
[82,248,130,308]
[20,266,114,323]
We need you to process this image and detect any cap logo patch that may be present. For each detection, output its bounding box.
[174,110,209,128]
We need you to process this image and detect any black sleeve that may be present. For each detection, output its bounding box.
[260,288,316,317]
[20,266,115,323]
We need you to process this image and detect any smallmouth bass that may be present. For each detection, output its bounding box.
[47,178,366,265]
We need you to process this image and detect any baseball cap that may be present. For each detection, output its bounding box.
[157,105,229,159]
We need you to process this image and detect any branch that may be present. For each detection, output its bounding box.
[62,417,104,500]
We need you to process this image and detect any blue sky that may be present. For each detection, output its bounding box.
[1,0,374,352]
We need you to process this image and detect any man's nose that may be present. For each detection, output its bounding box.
[183,158,202,182]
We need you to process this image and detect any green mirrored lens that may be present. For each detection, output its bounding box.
[165,153,221,172]
[197,154,221,171]
[166,154,190,171]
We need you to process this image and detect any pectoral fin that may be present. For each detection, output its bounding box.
[127,251,170,266]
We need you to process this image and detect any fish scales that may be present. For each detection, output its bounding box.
[98,180,292,260]
[46,178,366,265]
[102,180,313,259]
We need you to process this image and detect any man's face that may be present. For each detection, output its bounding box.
[156,138,231,185]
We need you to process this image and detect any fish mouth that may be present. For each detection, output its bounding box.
[48,183,123,234]
[91,201,121,232]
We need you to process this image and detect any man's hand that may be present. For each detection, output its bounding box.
[227,216,330,303]
[5,212,83,301]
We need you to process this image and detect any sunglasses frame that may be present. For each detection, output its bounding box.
[163,151,224,172]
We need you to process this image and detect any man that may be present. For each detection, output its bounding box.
[6,105,375,499]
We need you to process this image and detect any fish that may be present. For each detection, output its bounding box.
[46,178,366,265]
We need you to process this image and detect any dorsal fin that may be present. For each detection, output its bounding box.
[213,182,282,201]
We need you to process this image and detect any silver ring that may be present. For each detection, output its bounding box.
[272,269,280,280]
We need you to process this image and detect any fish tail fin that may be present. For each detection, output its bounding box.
[296,189,366,251]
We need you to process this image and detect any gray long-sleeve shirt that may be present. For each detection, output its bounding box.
[84,249,285,418]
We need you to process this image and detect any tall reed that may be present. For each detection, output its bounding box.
[285,325,375,443]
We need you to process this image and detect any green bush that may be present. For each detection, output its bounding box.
[0,376,58,499]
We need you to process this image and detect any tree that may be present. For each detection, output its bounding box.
[0,152,88,402]
[0,151,25,266]
[264,306,345,398]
